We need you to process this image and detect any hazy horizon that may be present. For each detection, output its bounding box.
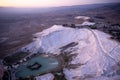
[0,0,120,8]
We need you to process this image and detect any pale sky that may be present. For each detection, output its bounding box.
[0,0,119,8]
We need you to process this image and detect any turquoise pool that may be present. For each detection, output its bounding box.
[15,56,59,78]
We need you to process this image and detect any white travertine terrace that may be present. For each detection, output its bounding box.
[22,25,120,80]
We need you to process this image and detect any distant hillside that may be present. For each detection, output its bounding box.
[0,3,119,14]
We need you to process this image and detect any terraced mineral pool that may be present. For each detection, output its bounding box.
[15,56,59,78]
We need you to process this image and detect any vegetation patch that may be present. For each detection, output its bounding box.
[3,51,30,65]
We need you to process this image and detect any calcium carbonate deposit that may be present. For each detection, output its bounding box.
[22,25,120,80]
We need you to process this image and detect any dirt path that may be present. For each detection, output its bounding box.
[87,28,118,62]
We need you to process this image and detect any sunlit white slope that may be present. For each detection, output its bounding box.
[22,25,120,80]
[22,25,95,54]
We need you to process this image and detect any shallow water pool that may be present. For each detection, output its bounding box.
[15,56,59,78]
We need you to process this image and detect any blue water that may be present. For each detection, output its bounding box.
[15,56,59,78]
